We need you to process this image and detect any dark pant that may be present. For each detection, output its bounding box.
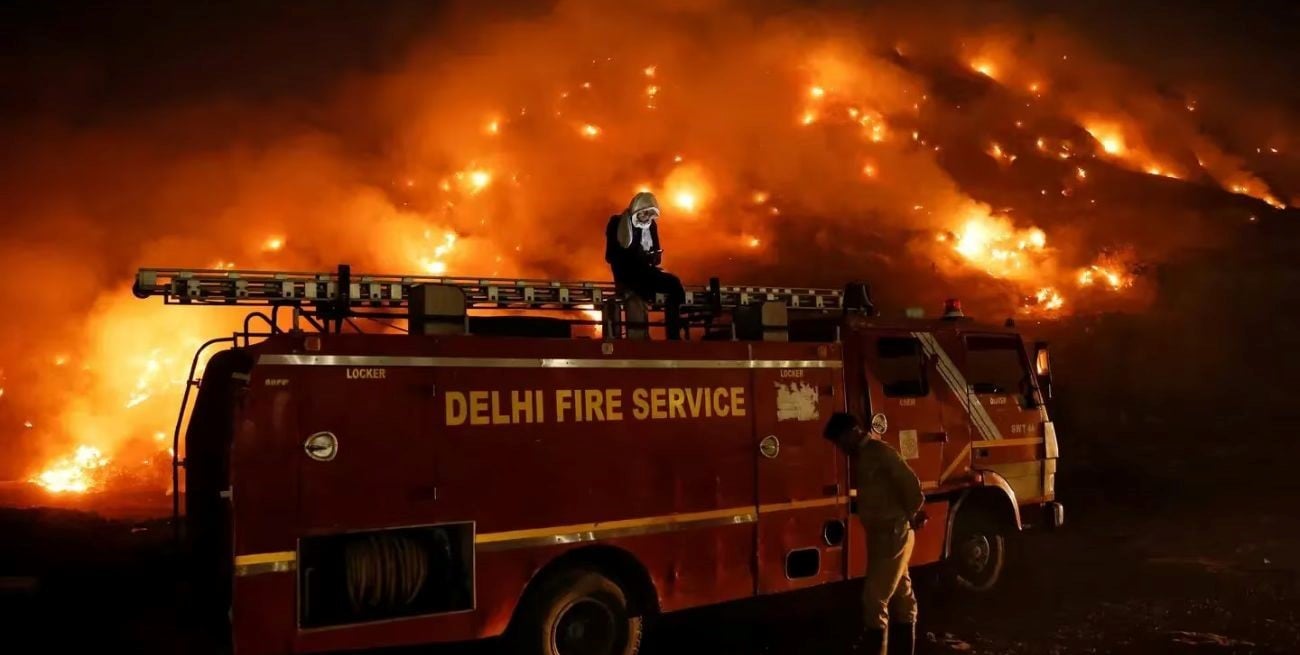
[615,266,686,339]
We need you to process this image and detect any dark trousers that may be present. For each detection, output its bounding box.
[615,266,686,339]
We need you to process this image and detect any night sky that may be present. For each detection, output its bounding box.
[2,1,1297,123]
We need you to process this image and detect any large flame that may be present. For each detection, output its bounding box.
[32,445,108,493]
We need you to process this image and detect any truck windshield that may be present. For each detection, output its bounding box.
[964,335,1029,396]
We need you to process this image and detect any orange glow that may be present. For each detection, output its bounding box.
[262,236,285,252]
[580,123,601,138]
[1082,117,1195,183]
[1083,121,1126,155]
[751,190,769,204]
[809,85,825,98]
[1144,165,1180,180]
[467,169,492,191]
[1225,183,1285,208]
[486,119,500,134]
[971,60,997,78]
[1034,288,1064,311]
[862,162,878,178]
[662,163,711,215]
[419,231,459,276]
[949,211,1049,280]
[800,110,817,126]
[1076,167,1087,180]
[643,65,656,77]
[31,445,109,494]
[1078,265,1132,290]
[987,143,1016,165]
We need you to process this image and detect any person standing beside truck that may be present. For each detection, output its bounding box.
[824,412,928,655]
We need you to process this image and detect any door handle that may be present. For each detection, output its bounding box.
[303,431,338,461]
[759,435,780,459]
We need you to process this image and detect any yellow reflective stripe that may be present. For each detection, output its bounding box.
[757,497,845,513]
[977,438,1043,448]
[475,505,755,545]
[233,551,296,566]
[848,483,938,497]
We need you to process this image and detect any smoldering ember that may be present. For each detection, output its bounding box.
[1,1,1298,654]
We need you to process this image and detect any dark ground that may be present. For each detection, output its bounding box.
[3,414,1299,654]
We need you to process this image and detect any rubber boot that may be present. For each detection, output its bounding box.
[887,623,915,655]
[853,628,886,655]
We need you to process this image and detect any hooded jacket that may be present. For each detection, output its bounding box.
[605,192,662,277]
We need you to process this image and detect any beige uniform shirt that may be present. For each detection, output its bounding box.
[854,438,925,528]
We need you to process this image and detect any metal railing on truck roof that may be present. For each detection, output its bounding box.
[133,266,846,311]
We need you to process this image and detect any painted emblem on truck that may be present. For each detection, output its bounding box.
[774,381,819,422]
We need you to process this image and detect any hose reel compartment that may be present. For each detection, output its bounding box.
[299,522,474,628]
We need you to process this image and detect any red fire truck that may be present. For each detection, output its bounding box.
[135,265,1063,655]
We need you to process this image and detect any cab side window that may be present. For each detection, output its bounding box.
[877,337,928,398]
[964,336,1030,397]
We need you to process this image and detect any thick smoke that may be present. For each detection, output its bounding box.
[0,0,1293,488]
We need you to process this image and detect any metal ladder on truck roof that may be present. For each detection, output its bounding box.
[133,266,846,311]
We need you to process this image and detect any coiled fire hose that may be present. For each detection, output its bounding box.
[345,533,429,613]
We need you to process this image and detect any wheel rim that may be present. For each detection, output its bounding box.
[552,598,618,655]
[958,533,992,577]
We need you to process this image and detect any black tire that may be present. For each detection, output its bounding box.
[949,509,1007,592]
[511,568,643,655]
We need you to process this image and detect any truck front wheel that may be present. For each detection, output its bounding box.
[949,510,1007,592]
[513,568,642,655]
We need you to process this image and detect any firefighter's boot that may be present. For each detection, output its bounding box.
[854,627,885,654]
[886,623,915,655]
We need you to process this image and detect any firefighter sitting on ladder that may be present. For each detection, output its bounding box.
[604,191,686,339]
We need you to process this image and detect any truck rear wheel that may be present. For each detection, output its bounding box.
[949,510,1006,592]
[513,568,642,655]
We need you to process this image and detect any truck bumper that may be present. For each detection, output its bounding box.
[1045,501,1065,529]
[1023,500,1065,530]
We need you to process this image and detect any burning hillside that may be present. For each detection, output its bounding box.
[0,0,1294,502]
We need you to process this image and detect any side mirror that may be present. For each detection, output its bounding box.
[1033,341,1053,400]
